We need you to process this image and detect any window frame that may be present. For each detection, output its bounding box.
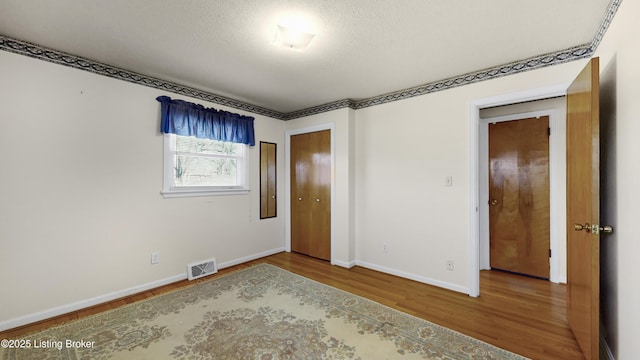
[161,133,250,198]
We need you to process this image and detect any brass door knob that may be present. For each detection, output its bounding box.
[600,225,613,233]
[574,223,591,232]
[490,199,499,206]
[574,223,614,234]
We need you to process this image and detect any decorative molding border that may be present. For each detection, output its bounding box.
[0,36,286,120]
[0,0,620,120]
[590,0,622,51]
[280,99,355,121]
[353,44,592,110]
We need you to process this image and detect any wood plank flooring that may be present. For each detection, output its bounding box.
[0,252,584,359]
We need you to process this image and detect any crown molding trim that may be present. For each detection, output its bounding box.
[0,0,620,121]
[351,44,593,110]
[0,35,286,120]
[590,0,622,51]
[280,99,356,121]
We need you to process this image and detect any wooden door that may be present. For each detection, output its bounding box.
[291,133,312,256]
[566,58,600,360]
[290,130,331,260]
[489,117,550,279]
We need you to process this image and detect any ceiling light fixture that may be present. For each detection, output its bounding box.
[273,24,315,51]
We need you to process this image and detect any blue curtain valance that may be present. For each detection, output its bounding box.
[156,96,255,146]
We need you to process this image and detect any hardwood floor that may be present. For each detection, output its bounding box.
[1,252,583,359]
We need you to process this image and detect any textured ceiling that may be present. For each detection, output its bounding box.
[0,0,613,114]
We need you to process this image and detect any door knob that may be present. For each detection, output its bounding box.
[574,223,614,234]
[600,225,613,233]
[316,198,320,202]
[490,199,498,206]
[298,197,303,201]
[574,223,591,232]
[593,224,614,234]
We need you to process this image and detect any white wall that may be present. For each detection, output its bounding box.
[354,92,471,291]
[592,0,640,358]
[0,51,286,330]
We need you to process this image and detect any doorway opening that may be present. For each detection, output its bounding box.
[468,84,569,297]
[479,98,566,283]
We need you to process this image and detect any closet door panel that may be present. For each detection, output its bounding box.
[290,133,311,255]
[309,130,331,260]
[290,130,331,261]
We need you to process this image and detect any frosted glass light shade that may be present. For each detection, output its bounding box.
[273,25,315,50]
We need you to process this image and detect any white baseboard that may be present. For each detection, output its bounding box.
[216,247,285,269]
[0,273,187,332]
[355,260,469,294]
[332,259,356,268]
[0,247,286,332]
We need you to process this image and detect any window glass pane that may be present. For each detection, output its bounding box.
[163,134,248,196]
[175,136,239,156]
[174,155,238,187]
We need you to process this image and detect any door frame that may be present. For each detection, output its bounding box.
[468,83,569,297]
[284,123,336,263]
[480,111,558,281]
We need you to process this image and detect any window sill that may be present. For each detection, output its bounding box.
[161,188,250,198]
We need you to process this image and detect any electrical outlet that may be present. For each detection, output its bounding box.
[151,252,160,264]
[445,176,453,187]
[446,260,454,271]
[383,243,389,253]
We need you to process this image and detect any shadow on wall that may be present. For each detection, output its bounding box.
[599,54,618,359]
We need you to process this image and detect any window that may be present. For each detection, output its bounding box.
[162,133,249,197]
[155,95,255,197]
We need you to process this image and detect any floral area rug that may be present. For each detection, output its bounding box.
[1,263,528,359]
